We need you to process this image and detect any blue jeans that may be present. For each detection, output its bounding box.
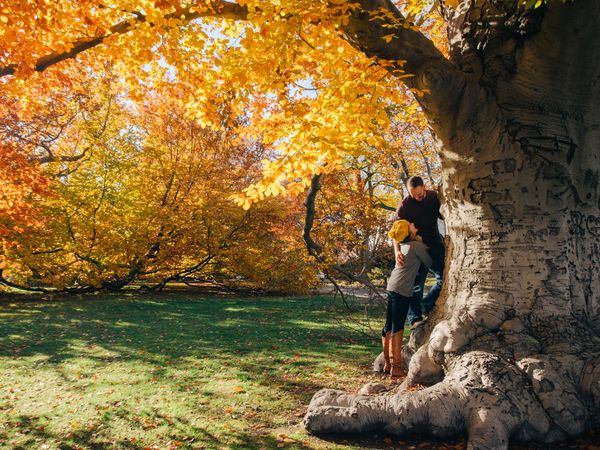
[407,244,445,325]
[383,291,411,335]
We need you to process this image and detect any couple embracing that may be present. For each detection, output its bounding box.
[381,176,445,379]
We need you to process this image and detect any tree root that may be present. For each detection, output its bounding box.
[305,351,579,449]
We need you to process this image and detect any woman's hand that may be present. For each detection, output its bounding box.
[395,252,405,267]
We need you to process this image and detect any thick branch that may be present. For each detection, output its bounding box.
[0,269,50,293]
[303,174,324,257]
[0,1,249,78]
[341,0,466,120]
[342,1,450,75]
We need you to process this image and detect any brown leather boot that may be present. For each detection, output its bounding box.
[390,331,406,379]
[382,331,391,374]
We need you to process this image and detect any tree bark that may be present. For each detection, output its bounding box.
[305,1,600,448]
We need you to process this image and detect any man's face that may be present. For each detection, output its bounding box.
[408,185,426,202]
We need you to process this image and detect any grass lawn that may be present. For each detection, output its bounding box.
[0,292,429,450]
[3,292,595,450]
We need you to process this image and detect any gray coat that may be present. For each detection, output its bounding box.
[386,240,433,296]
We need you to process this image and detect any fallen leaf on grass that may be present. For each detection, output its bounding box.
[277,434,296,444]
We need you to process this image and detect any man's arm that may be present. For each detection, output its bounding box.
[394,197,408,265]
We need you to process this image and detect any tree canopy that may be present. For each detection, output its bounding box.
[0,0,446,199]
[1,0,443,291]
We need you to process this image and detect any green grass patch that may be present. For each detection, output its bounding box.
[0,293,411,449]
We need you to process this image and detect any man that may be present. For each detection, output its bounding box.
[395,176,445,326]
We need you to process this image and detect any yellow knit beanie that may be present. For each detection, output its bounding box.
[388,220,410,243]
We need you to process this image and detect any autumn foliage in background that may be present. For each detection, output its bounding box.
[1,73,319,293]
[0,0,442,293]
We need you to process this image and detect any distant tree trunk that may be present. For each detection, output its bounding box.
[305,1,600,447]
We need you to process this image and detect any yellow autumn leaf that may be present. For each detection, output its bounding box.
[445,0,461,7]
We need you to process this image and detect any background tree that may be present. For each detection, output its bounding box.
[0,143,50,276]
[1,77,317,293]
[1,0,599,447]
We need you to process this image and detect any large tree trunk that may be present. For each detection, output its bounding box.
[304,1,600,448]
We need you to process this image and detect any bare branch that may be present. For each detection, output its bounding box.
[373,201,395,211]
[37,146,90,164]
[419,145,435,187]
[302,174,385,300]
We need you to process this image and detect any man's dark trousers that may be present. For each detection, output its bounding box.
[407,243,445,325]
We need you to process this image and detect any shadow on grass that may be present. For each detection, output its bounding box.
[5,413,314,450]
[0,292,379,448]
[0,293,374,365]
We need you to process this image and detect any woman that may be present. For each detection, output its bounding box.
[382,219,433,378]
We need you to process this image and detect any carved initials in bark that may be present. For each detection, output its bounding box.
[305,1,600,448]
